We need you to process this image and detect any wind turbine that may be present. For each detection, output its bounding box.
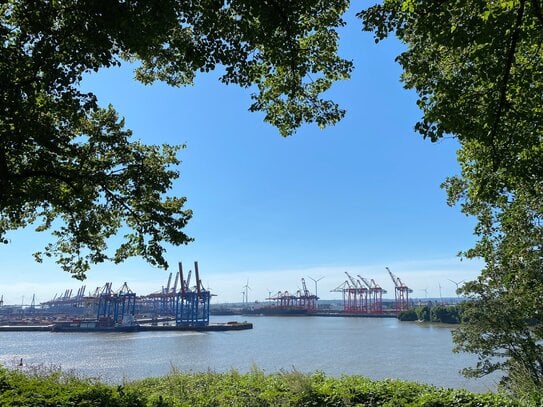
[308,276,324,310]
[307,276,324,297]
[243,280,251,305]
[448,279,465,300]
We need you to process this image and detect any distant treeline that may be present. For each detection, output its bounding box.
[399,304,462,324]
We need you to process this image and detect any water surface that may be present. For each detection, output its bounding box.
[0,315,499,392]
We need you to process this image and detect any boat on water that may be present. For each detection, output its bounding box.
[51,322,139,332]
[1,319,253,333]
[0,321,253,333]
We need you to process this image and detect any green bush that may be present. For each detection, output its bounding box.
[398,309,418,321]
[430,306,461,324]
[0,365,530,406]
[402,305,462,324]
[416,305,431,321]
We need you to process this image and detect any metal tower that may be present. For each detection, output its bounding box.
[386,267,413,313]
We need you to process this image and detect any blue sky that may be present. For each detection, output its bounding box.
[0,8,482,305]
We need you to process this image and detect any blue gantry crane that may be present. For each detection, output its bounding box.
[176,261,211,326]
[96,282,136,327]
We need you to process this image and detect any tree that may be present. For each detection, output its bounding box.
[1,0,352,278]
[360,0,543,392]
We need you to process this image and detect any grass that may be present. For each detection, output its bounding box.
[0,364,535,406]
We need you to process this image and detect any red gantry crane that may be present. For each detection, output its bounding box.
[301,278,318,311]
[345,272,368,313]
[386,267,413,313]
[331,280,350,311]
[358,275,387,314]
[331,272,369,314]
[268,279,318,312]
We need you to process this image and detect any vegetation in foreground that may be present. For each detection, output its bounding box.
[0,365,538,407]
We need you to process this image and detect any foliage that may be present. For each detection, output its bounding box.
[430,305,461,324]
[359,0,543,394]
[1,0,352,277]
[0,365,524,406]
[399,305,461,323]
[416,305,430,322]
[0,365,130,406]
[398,308,418,321]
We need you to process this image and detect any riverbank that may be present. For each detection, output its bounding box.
[0,366,525,406]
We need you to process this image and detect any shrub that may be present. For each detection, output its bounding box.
[0,365,524,406]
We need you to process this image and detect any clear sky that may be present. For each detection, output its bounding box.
[0,8,483,305]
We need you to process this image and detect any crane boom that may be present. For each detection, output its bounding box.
[173,271,179,294]
[100,282,112,296]
[166,273,172,293]
[371,279,388,294]
[301,278,309,295]
[331,281,349,292]
[345,271,360,288]
[386,266,400,287]
[186,270,192,291]
[178,262,185,295]
[358,275,372,290]
[194,261,201,296]
[118,282,132,294]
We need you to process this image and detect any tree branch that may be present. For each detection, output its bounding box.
[100,184,144,226]
[12,169,81,193]
[488,0,526,169]
[531,0,543,28]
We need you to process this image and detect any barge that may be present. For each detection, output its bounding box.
[0,321,253,333]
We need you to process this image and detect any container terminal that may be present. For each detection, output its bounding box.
[1,264,457,330]
[214,268,421,318]
[0,261,252,333]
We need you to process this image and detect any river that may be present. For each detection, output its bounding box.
[0,315,500,392]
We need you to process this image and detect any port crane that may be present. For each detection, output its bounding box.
[358,275,387,314]
[176,261,211,326]
[267,280,317,312]
[386,267,413,313]
[96,282,136,327]
[330,273,367,313]
[299,278,317,311]
[345,272,368,313]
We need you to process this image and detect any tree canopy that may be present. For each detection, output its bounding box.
[360,0,543,393]
[0,0,351,278]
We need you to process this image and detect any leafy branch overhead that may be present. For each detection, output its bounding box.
[1,0,351,278]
